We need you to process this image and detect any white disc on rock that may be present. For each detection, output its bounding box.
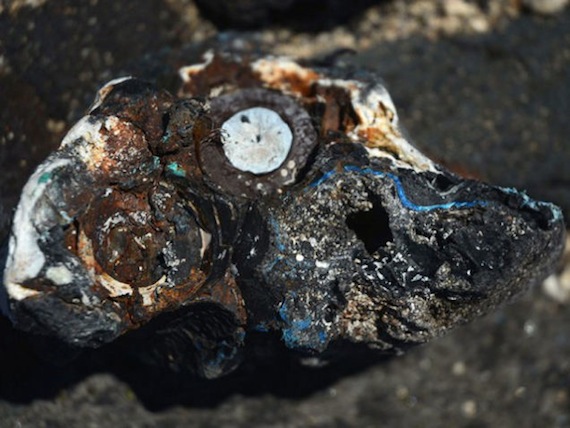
[221,107,292,174]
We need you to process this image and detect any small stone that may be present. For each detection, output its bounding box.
[396,386,410,400]
[514,386,527,397]
[523,320,537,336]
[522,0,569,15]
[461,399,477,418]
[452,361,466,376]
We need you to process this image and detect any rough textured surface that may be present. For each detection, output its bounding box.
[1,0,570,427]
[4,52,562,378]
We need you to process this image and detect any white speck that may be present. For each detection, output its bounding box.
[45,265,73,285]
[452,361,466,376]
[315,260,329,269]
[221,107,292,174]
[543,270,570,303]
[523,320,537,336]
[461,400,477,418]
[178,50,214,83]
[199,228,212,260]
[89,76,133,112]
[101,212,126,234]
[98,273,133,297]
[296,254,304,262]
[139,276,166,306]
[80,291,92,306]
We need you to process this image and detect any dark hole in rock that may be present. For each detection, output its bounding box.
[346,197,393,254]
[432,173,457,192]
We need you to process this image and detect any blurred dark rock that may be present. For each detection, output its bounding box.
[522,0,568,15]
[194,0,381,31]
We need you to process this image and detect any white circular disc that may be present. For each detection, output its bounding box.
[220,107,293,175]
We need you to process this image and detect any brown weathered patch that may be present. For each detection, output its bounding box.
[180,54,262,97]
[252,59,321,97]
[311,84,359,136]
[358,127,401,154]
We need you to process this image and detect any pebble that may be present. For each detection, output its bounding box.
[461,399,477,418]
[523,0,569,15]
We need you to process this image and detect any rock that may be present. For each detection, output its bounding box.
[523,0,569,15]
[193,0,380,30]
[1,52,564,377]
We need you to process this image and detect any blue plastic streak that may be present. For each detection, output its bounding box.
[282,317,313,348]
[501,186,562,225]
[310,165,487,212]
[279,297,330,349]
[166,161,186,177]
[269,218,286,252]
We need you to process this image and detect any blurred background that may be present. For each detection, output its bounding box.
[0,0,569,426]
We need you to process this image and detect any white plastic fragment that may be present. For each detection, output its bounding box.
[4,157,71,300]
[221,107,293,174]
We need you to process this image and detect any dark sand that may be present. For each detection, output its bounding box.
[1,1,569,426]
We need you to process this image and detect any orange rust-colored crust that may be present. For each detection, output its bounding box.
[75,218,211,329]
[180,55,322,100]
[96,87,173,144]
[252,58,321,98]
[180,54,261,97]
[130,268,209,323]
[358,127,403,154]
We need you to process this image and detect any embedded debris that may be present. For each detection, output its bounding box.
[1,52,564,377]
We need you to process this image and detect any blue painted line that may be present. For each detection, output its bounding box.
[500,186,563,224]
[269,218,286,251]
[264,255,283,272]
[386,172,484,211]
[278,299,290,323]
[309,169,337,188]
[310,165,487,212]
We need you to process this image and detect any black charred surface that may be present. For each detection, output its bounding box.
[0,55,565,381]
[259,144,564,355]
